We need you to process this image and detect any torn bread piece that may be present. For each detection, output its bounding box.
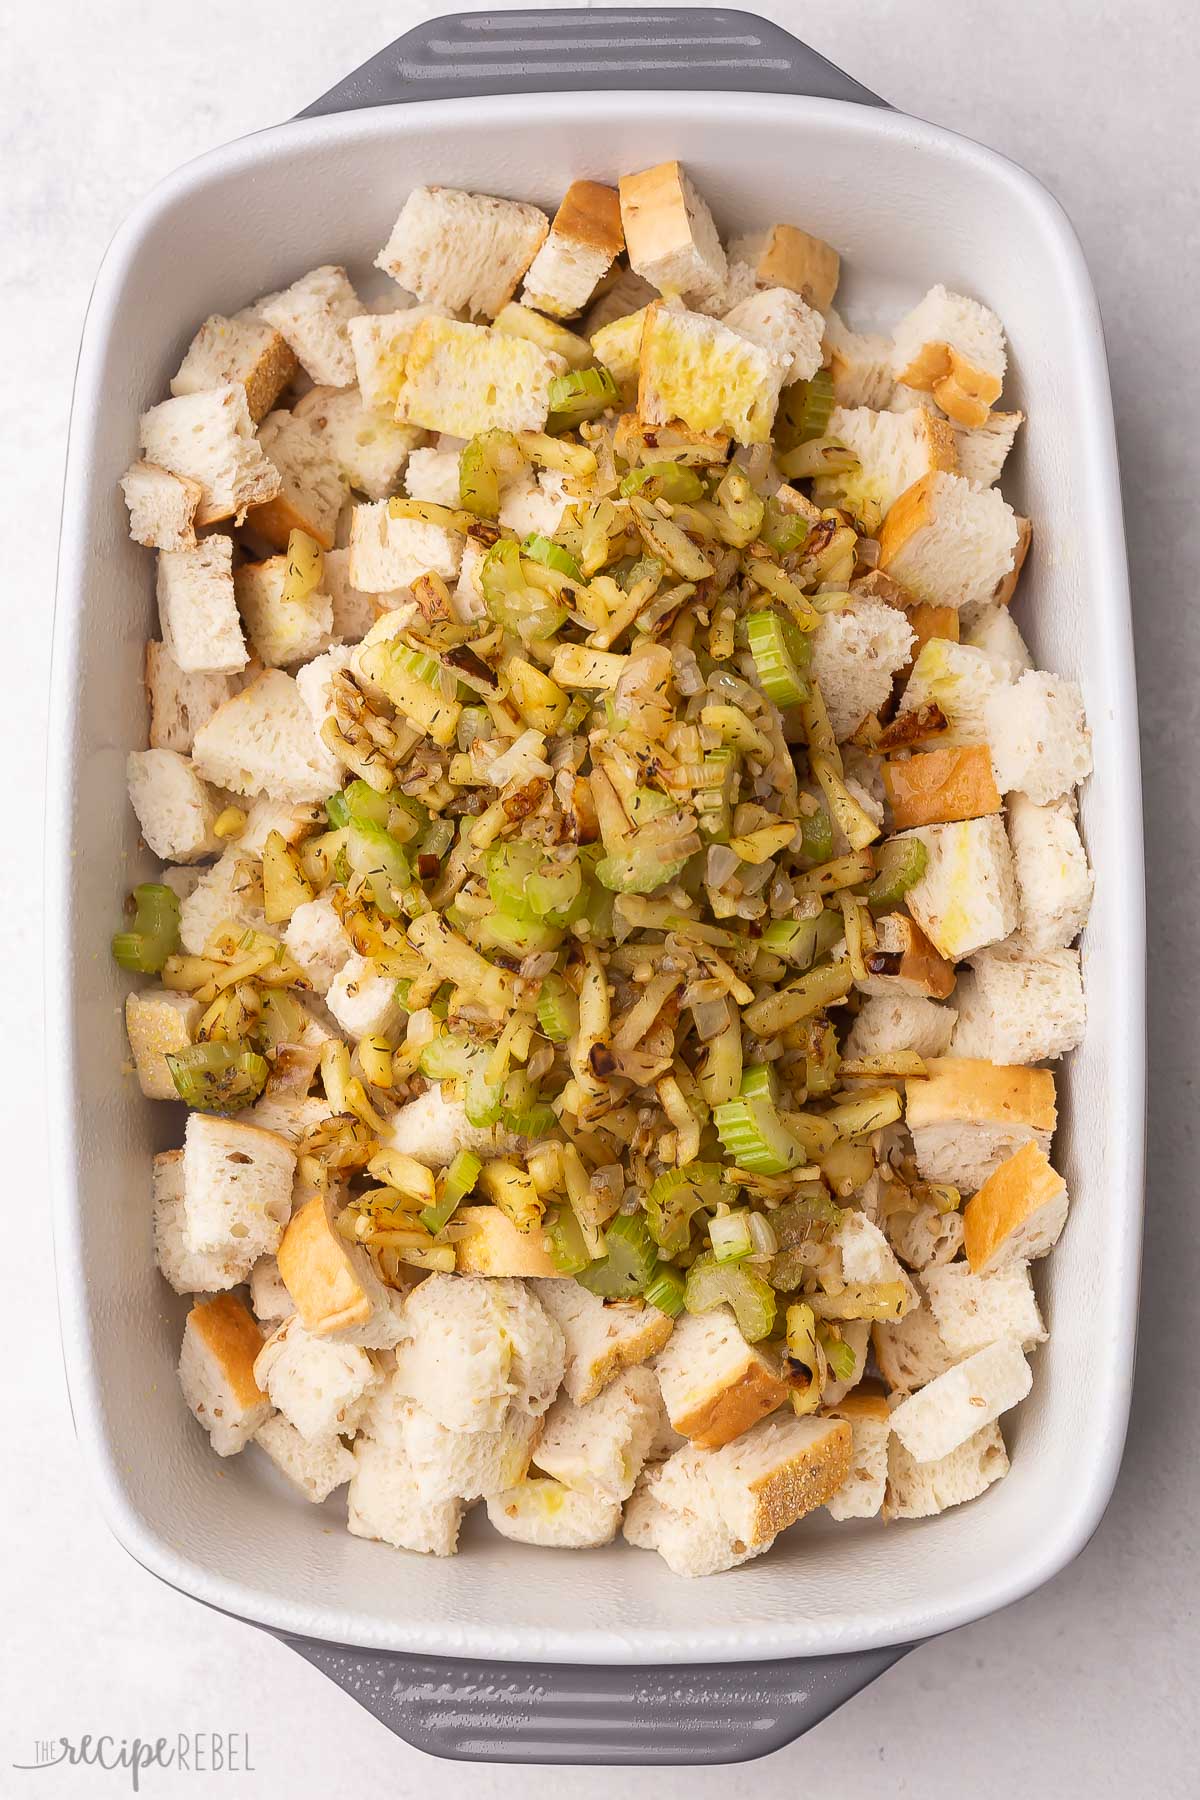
[985,670,1093,805]
[884,1420,1008,1518]
[247,409,348,552]
[321,546,383,640]
[898,638,1011,747]
[170,311,297,422]
[817,404,958,521]
[282,894,352,996]
[638,301,789,446]
[822,307,895,408]
[723,287,824,385]
[883,744,1002,829]
[622,1480,767,1578]
[178,1294,270,1455]
[534,1365,660,1503]
[892,284,1007,426]
[824,1388,891,1521]
[897,815,1020,962]
[1006,792,1093,953]
[729,222,840,312]
[253,1414,355,1503]
[588,305,652,404]
[531,1279,674,1405]
[250,1256,296,1325]
[120,460,202,552]
[126,748,220,863]
[454,1205,564,1278]
[844,994,957,1061]
[953,410,1023,487]
[961,601,1033,680]
[365,1382,540,1503]
[652,1410,853,1550]
[835,1213,919,1315]
[182,1112,297,1264]
[809,596,915,740]
[653,1305,788,1450]
[254,1314,380,1441]
[155,534,247,676]
[923,1260,1047,1359]
[396,316,566,438]
[889,1336,1031,1463]
[963,1140,1069,1275]
[618,161,726,303]
[139,384,280,527]
[384,1084,508,1167]
[277,1194,407,1346]
[153,1150,249,1294]
[880,471,1020,612]
[176,847,266,954]
[145,642,233,754]
[376,185,549,319]
[486,1478,621,1548]
[906,1059,1057,1194]
[126,987,201,1101]
[873,1303,960,1395]
[259,266,364,387]
[951,945,1085,1064]
[347,1435,464,1555]
[293,384,423,502]
[191,669,343,802]
[234,554,334,668]
[391,1274,564,1434]
[522,180,624,318]
[325,953,405,1041]
[887,1204,965,1274]
[347,305,448,412]
[347,498,464,593]
[855,911,957,1001]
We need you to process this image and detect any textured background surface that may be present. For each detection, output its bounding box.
[4,0,1196,1791]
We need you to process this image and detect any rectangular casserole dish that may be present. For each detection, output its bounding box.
[48,7,1145,1764]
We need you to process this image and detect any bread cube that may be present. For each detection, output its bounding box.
[623,1481,767,1577]
[872,1304,959,1394]
[253,1413,355,1502]
[259,266,364,387]
[144,642,233,754]
[963,1140,1069,1274]
[823,1388,891,1521]
[320,546,381,640]
[191,669,343,802]
[898,639,1011,746]
[583,266,659,335]
[277,1194,405,1344]
[730,222,840,312]
[953,410,1023,488]
[249,1256,296,1324]
[178,1294,270,1455]
[1006,793,1093,953]
[120,460,201,551]
[884,744,1002,830]
[889,1336,1030,1463]
[855,911,957,1001]
[723,287,824,385]
[242,1091,335,1146]
[962,601,1033,679]
[985,670,1093,804]
[153,1150,249,1294]
[886,1203,964,1272]
[652,1306,787,1450]
[822,307,895,409]
[182,1113,296,1269]
[498,468,571,539]
[879,472,1020,611]
[125,986,201,1100]
[281,895,351,996]
[535,1365,660,1502]
[347,305,447,411]
[906,1058,1057,1193]
[233,555,333,668]
[454,1204,564,1278]
[348,497,464,592]
[822,404,959,518]
[325,953,403,1040]
[530,1278,673,1405]
[952,945,1085,1064]
[835,1213,919,1313]
[125,748,219,863]
[247,409,348,551]
[376,186,549,319]
[139,384,281,526]
[892,284,1007,426]
[396,316,565,438]
[653,1411,853,1550]
[884,1420,1009,1518]
[923,1260,1047,1358]
[170,311,297,421]
[347,1435,464,1555]
[254,1314,379,1440]
[392,1274,564,1434]
[809,595,915,740]
[373,1391,540,1504]
[522,180,624,318]
[403,446,463,508]
[177,849,266,954]
[293,384,422,502]
[844,994,957,1061]
[486,1477,621,1548]
[588,305,651,403]
[384,1085,506,1168]
[155,534,247,676]
[638,301,789,446]
[618,161,726,302]
[898,815,1020,961]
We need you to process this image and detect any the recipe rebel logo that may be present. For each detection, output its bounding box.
[12,1733,255,1790]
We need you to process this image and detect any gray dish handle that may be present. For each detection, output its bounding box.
[297,7,886,117]
[285,6,899,1767]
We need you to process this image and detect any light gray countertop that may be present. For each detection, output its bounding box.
[3,1,1196,1791]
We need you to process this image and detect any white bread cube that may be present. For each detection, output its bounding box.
[242,1090,335,1146]
[923,1260,1047,1358]
[139,384,280,527]
[886,1203,964,1272]
[722,287,824,385]
[844,994,957,1060]
[236,796,324,856]
[899,639,1011,746]
[155,534,247,675]
[282,895,351,996]
[855,912,957,1002]
[384,1086,506,1167]
[834,1213,919,1313]
[884,1420,1008,1518]
[962,601,1033,679]
[403,446,463,508]
[1007,792,1093,953]
[325,954,404,1041]
[892,285,1007,426]
[250,1256,296,1324]
[376,186,548,319]
[658,1303,788,1454]
[125,987,201,1100]
[294,644,356,739]
[622,1482,766,1578]
[126,748,219,862]
[392,1274,564,1434]
[985,670,1093,804]
[872,1304,959,1394]
[490,1277,566,1417]
[535,1365,660,1502]
[182,1114,296,1268]
[588,306,651,402]
[810,595,915,740]
[347,1435,464,1555]
[397,316,565,438]
[153,1150,249,1294]
[144,642,233,754]
[178,1293,271,1455]
[454,1205,564,1278]
[234,555,333,668]
[963,1140,1069,1274]
[822,307,895,408]
[486,1478,620,1548]
[522,180,624,318]
[821,404,959,517]
[583,266,659,335]
[619,162,726,302]
[259,266,363,387]
[889,1336,1030,1463]
[170,312,297,421]
[879,472,1020,611]
[953,411,1023,487]
[348,498,463,592]
[897,815,1020,961]
[906,1059,1057,1194]
[729,222,840,311]
[376,1391,540,1504]
[277,1194,403,1343]
[693,258,767,319]
[823,1388,891,1521]
[638,302,789,447]
[531,1280,673,1405]
[321,546,381,640]
[951,945,1085,1064]
[191,669,342,802]
[652,1411,853,1549]
[177,849,266,954]
[120,460,202,551]
[159,865,204,902]
[347,305,447,411]
[253,1413,355,1502]
[498,468,571,539]
[293,384,421,502]
[254,1314,379,1440]
[248,409,348,552]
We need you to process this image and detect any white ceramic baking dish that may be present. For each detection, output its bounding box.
[48,7,1145,1765]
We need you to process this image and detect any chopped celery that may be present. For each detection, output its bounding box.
[746,609,811,707]
[618,461,704,503]
[536,972,579,1043]
[546,364,620,433]
[644,1263,686,1317]
[709,1210,754,1263]
[464,1061,505,1128]
[343,780,391,827]
[645,1162,721,1254]
[325,791,350,829]
[784,1300,823,1415]
[418,1034,475,1081]
[459,428,519,519]
[526,859,583,922]
[694,746,738,845]
[545,1204,592,1274]
[761,910,842,968]
[420,1148,482,1234]
[799,807,834,865]
[480,539,568,641]
[166,1041,268,1112]
[576,1211,657,1298]
[476,910,564,957]
[712,1092,807,1175]
[347,821,412,914]
[739,1063,779,1105]
[866,837,929,909]
[818,1324,859,1383]
[112,883,180,974]
[522,533,583,582]
[595,847,691,895]
[775,368,835,452]
[684,1250,777,1342]
[484,842,542,914]
[761,495,813,555]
